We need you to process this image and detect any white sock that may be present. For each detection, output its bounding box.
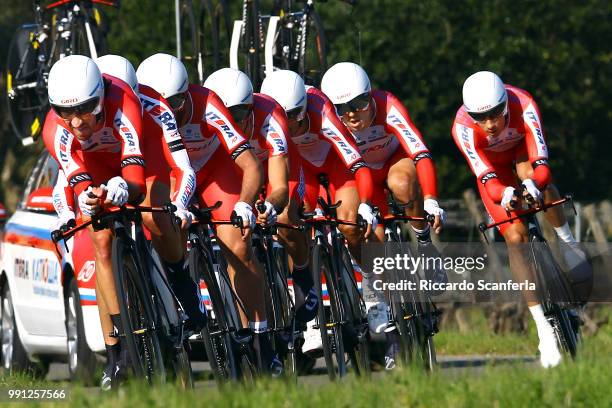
[249,320,268,334]
[529,304,553,340]
[554,223,576,244]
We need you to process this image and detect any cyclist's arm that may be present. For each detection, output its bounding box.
[42,116,94,196]
[384,92,438,199]
[261,103,291,211]
[266,155,289,212]
[205,93,263,205]
[52,169,76,218]
[318,104,374,203]
[452,121,507,202]
[113,92,146,203]
[522,100,552,189]
[140,88,196,209]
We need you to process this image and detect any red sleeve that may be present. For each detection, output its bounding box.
[452,113,506,202]
[110,81,146,197]
[520,97,552,189]
[140,85,196,208]
[260,98,291,158]
[354,166,374,203]
[316,93,365,171]
[380,91,438,197]
[42,111,93,196]
[203,89,249,159]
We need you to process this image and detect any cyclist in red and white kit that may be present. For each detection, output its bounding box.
[136,54,281,374]
[49,54,205,389]
[321,62,447,370]
[452,71,586,368]
[204,68,318,325]
[259,69,377,356]
[43,55,151,388]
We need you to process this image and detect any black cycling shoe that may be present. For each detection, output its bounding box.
[171,274,207,332]
[295,287,319,323]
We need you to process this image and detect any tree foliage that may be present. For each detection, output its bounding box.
[0,0,610,209]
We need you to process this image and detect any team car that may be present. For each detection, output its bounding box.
[0,151,102,383]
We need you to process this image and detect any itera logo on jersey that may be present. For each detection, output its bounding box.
[388,114,418,143]
[525,111,546,147]
[58,128,71,163]
[180,174,196,208]
[114,118,136,147]
[461,126,478,161]
[321,127,354,157]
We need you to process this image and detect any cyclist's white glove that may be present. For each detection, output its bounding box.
[78,187,97,217]
[424,199,446,224]
[501,186,517,209]
[173,205,193,228]
[314,207,324,218]
[54,211,76,231]
[522,179,543,202]
[103,176,129,206]
[358,203,378,230]
[233,201,256,229]
[259,201,278,226]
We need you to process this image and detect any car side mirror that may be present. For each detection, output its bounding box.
[25,187,55,213]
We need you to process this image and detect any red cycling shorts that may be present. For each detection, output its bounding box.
[195,149,242,220]
[300,152,356,210]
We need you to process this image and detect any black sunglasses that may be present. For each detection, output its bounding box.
[334,92,371,116]
[166,92,187,111]
[286,105,306,121]
[467,102,506,122]
[51,97,100,119]
[229,103,253,123]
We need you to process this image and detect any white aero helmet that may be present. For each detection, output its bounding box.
[136,53,188,99]
[260,70,307,120]
[48,55,104,116]
[95,54,138,92]
[462,71,508,120]
[321,62,371,105]
[204,68,253,107]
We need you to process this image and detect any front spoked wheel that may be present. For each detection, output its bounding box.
[188,242,238,382]
[339,247,370,377]
[312,244,346,380]
[112,235,166,384]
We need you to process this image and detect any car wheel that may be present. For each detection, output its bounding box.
[1,283,31,373]
[65,278,97,385]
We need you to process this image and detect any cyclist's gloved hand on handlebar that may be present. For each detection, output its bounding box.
[256,200,278,226]
[173,205,193,229]
[103,176,129,206]
[521,179,543,207]
[424,198,446,234]
[358,202,377,237]
[501,186,518,211]
[54,211,76,231]
[78,186,101,217]
[233,201,256,237]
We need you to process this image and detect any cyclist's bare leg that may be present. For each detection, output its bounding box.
[386,157,426,230]
[515,159,567,228]
[276,198,309,267]
[215,224,266,326]
[502,222,539,306]
[95,279,116,345]
[141,179,185,263]
[335,185,363,265]
[89,227,119,314]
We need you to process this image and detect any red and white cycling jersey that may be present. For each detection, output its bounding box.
[179,85,250,172]
[138,84,196,209]
[452,85,551,202]
[43,74,146,198]
[347,90,438,197]
[292,87,364,171]
[249,93,291,162]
